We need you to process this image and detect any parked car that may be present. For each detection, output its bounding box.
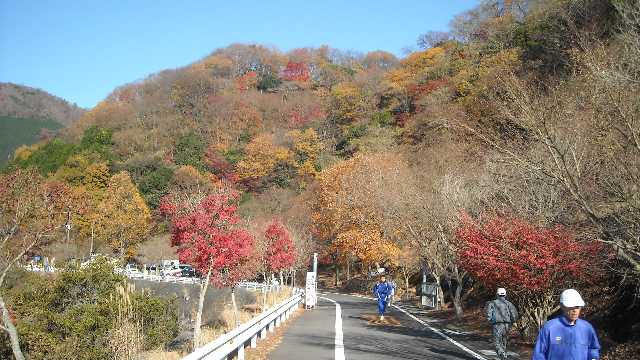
[179,264,197,278]
[160,266,182,277]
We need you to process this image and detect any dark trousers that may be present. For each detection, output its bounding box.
[492,323,511,359]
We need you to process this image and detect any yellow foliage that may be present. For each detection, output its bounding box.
[54,154,110,191]
[384,68,413,89]
[328,82,367,124]
[170,165,220,195]
[94,171,151,258]
[84,162,110,191]
[287,128,323,178]
[402,47,446,75]
[67,185,103,243]
[13,144,40,161]
[331,227,399,266]
[383,47,448,92]
[452,48,522,99]
[236,134,294,180]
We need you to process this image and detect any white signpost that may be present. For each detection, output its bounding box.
[305,271,317,309]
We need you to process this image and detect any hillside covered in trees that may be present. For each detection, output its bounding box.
[0,82,86,165]
[2,0,640,358]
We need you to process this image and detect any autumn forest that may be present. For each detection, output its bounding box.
[2,0,640,358]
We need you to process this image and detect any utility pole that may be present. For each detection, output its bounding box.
[312,252,318,275]
[89,222,94,257]
[64,207,72,256]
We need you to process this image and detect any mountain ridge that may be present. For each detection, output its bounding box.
[0,82,86,126]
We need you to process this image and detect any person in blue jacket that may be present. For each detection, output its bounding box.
[532,289,600,360]
[373,275,393,320]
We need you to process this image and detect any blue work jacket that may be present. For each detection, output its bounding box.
[532,316,600,360]
[373,281,393,301]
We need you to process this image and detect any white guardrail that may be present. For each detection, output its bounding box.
[183,289,304,360]
[236,281,281,292]
[24,264,283,289]
[123,272,202,284]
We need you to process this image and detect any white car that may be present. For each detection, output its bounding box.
[126,268,143,278]
[160,267,182,277]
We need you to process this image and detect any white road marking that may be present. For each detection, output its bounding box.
[320,296,346,360]
[323,292,488,360]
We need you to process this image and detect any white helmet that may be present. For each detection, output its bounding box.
[560,289,585,307]
[496,288,507,296]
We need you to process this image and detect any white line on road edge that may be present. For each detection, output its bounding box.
[319,297,346,360]
[324,292,487,360]
[390,304,487,360]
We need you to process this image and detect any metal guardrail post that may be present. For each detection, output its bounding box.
[237,342,245,360]
[182,291,302,360]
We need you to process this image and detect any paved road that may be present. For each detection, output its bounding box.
[270,292,491,360]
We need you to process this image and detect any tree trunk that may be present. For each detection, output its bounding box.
[454,284,464,319]
[403,270,410,296]
[231,287,239,327]
[0,295,25,360]
[335,264,340,287]
[433,274,443,310]
[447,278,463,320]
[262,284,267,311]
[193,266,212,348]
[346,261,350,280]
[279,271,283,289]
[292,269,296,288]
[452,266,465,319]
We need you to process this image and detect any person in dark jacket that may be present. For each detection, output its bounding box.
[486,288,519,360]
[373,275,393,320]
[532,289,600,360]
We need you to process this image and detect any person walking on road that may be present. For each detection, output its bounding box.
[532,289,600,360]
[373,275,393,321]
[388,277,397,305]
[486,287,519,360]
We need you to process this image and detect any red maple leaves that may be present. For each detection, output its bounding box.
[264,219,295,273]
[160,192,256,287]
[455,212,603,292]
[281,61,310,82]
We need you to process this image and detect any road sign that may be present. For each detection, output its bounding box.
[421,283,438,308]
[305,272,317,309]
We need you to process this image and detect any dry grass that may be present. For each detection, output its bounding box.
[196,287,295,346]
[108,283,143,360]
[139,349,182,360]
[255,287,293,310]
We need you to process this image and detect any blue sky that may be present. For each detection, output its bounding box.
[0,1,479,109]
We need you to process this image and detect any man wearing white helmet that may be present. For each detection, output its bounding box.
[486,287,519,360]
[532,289,601,360]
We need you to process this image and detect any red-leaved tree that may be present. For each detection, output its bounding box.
[281,61,310,82]
[456,212,605,333]
[264,219,296,285]
[160,191,256,347]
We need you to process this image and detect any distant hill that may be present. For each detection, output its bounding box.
[0,116,64,165]
[0,83,86,166]
[0,82,86,126]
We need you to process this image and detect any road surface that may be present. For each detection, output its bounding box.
[269,292,499,360]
